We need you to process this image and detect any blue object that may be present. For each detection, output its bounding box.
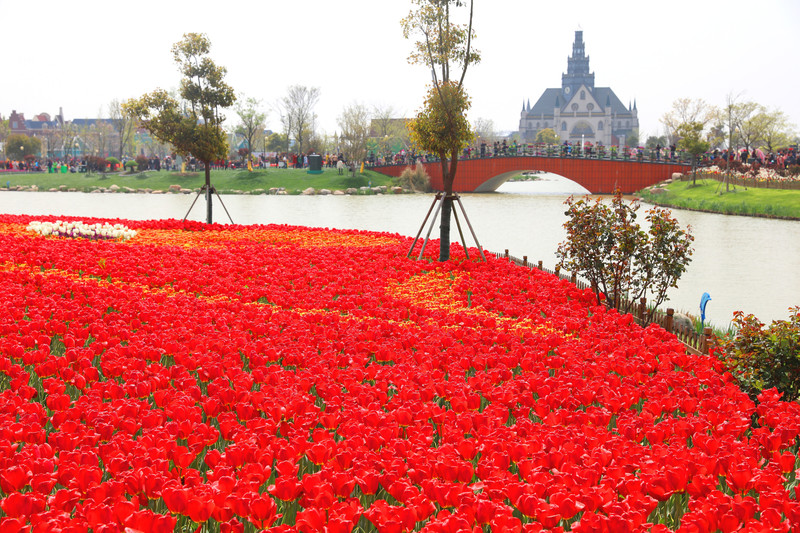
[700,293,712,325]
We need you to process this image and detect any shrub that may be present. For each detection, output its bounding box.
[719,308,800,402]
[124,160,138,173]
[396,163,432,192]
[556,192,694,316]
[106,157,120,170]
[135,155,149,172]
[85,155,109,173]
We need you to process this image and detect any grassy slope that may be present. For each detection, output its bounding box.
[637,178,800,219]
[2,168,397,194]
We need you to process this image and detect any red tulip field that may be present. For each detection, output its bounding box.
[0,214,798,532]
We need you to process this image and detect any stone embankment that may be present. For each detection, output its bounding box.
[3,184,411,196]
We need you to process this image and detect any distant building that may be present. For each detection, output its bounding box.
[6,108,123,159]
[519,31,638,146]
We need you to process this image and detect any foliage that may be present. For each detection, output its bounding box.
[534,128,559,145]
[105,157,120,168]
[407,82,473,190]
[676,121,710,185]
[135,155,149,172]
[123,33,235,190]
[719,308,800,401]
[124,160,138,172]
[6,134,41,160]
[660,98,716,144]
[264,133,288,153]
[396,162,432,192]
[85,155,109,173]
[645,135,667,149]
[556,193,694,315]
[624,128,639,147]
[401,0,480,86]
[234,94,267,158]
[402,0,478,261]
[278,85,320,155]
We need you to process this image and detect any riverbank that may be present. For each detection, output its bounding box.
[0,167,402,195]
[637,176,800,220]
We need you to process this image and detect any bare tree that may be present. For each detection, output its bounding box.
[732,101,762,151]
[108,99,136,158]
[278,85,320,155]
[235,94,267,160]
[660,98,716,144]
[473,117,496,145]
[759,108,796,152]
[338,103,371,174]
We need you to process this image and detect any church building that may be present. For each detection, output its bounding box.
[518,31,638,146]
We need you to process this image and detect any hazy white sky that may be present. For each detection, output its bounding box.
[3,0,798,141]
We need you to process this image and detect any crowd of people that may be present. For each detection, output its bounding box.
[2,143,797,175]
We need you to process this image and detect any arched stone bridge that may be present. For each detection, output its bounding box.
[371,156,693,194]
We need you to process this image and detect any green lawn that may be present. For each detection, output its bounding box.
[2,168,398,195]
[637,178,800,219]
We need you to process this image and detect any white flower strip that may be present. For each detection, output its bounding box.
[27,220,137,242]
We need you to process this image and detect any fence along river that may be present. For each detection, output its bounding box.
[0,174,797,326]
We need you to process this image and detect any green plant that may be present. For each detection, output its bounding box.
[718,308,800,401]
[124,160,138,173]
[396,163,432,192]
[556,192,694,316]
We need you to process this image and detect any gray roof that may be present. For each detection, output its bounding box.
[525,87,634,117]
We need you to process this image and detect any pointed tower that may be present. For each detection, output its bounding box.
[561,30,595,99]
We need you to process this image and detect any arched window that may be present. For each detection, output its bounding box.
[626,121,630,127]
[561,121,567,131]
[580,91,586,100]
[536,122,540,128]
[544,121,548,128]
[598,121,604,131]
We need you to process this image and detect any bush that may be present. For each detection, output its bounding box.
[396,163,432,192]
[556,192,694,316]
[106,157,120,170]
[85,155,109,173]
[719,308,800,402]
[135,155,149,172]
[124,160,138,173]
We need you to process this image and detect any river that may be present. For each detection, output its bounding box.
[1,174,798,327]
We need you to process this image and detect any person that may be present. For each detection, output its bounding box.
[670,144,676,161]
[336,159,345,175]
[655,144,661,161]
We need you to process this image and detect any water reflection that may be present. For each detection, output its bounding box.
[0,177,797,326]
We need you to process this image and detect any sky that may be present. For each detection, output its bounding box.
[3,0,799,142]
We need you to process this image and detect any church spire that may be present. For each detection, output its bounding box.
[562,30,595,97]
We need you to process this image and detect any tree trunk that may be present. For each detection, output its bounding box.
[205,162,213,224]
[438,153,459,262]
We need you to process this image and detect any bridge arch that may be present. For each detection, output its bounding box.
[372,156,692,194]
